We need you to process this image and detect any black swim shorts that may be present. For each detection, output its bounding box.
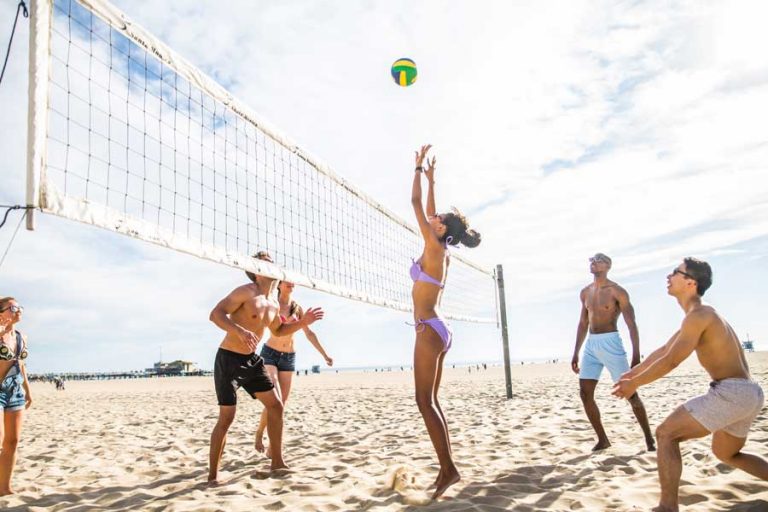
[214,348,275,406]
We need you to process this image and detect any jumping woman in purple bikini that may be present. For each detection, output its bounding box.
[409,144,481,499]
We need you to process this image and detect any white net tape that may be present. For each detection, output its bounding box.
[30,0,498,322]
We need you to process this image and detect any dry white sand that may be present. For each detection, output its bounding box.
[2,353,768,511]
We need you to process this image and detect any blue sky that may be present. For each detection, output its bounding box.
[1,0,767,373]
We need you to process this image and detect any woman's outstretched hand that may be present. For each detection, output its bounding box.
[414,144,432,169]
[424,155,436,182]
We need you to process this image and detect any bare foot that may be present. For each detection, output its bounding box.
[651,506,677,512]
[254,432,265,453]
[428,470,443,490]
[270,460,290,472]
[592,440,611,451]
[0,488,15,496]
[206,478,220,488]
[646,438,657,452]
[431,468,460,500]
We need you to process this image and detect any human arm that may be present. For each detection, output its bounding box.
[209,285,260,351]
[411,145,443,250]
[571,290,589,374]
[303,325,333,366]
[619,330,680,380]
[424,154,437,217]
[21,356,32,409]
[269,307,325,337]
[612,314,707,398]
[19,333,31,408]
[617,287,640,367]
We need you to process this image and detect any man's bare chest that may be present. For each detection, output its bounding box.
[236,297,278,326]
[586,288,618,313]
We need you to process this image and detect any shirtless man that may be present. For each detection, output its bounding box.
[207,251,324,484]
[571,253,655,451]
[613,258,766,512]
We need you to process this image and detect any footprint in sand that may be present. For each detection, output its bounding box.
[386,465,432,506]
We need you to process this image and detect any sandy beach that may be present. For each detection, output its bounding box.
[2,353,768,511]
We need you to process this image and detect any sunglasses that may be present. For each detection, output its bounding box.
[672,268,696,280]
[0,305,22,314]
[589,257,610,264]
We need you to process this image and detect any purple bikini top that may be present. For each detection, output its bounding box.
[410,259,444,288]
[410,237,451,288]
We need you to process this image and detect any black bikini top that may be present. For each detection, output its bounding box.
[0,331,27,362]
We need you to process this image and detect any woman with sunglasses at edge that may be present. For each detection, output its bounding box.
[409,145,481,499]
[0,297,32,496]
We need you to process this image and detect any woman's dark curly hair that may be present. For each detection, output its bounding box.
[441,207,481,248]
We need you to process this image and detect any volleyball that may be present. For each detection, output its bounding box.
[391,58,417,87]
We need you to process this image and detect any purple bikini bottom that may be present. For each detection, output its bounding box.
[413,316,453,351]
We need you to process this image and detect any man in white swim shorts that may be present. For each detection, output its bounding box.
[613,257,767,512]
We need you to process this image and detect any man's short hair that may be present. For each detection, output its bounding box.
[245,251,274,282]
[254,251,273,263]
[590,252,612,267]
[683,257,712,296]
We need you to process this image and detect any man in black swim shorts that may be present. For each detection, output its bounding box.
[207,251,324,483]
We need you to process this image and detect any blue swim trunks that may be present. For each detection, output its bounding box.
[0,371,26,412]
[579,331,630,383]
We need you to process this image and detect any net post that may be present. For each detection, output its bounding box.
[496,264,513,399]
[26,0,52,231]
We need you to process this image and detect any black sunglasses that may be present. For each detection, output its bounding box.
[672,268,696,280]
[0,305,23,313]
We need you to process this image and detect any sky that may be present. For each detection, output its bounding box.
[1,0,767,373]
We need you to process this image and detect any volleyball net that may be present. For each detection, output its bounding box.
[26,0,498,323]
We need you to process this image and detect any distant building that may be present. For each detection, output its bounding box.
[311,365,320,374]
[742,334,755,353]
[148,360,199,375]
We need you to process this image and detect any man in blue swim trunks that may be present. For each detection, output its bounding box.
[571,253,655,451]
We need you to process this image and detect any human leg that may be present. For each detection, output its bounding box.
[262,371,293,459]
[414,328,459,499]
[0,409,23,495]
[255,388,286,470]
[208,406,236,484]
[653,406,710,512]
[429,350,451,489]
[627,392,656,451]
[578,379,610,450]
[255,364,280,453]
[712,430,768,480]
